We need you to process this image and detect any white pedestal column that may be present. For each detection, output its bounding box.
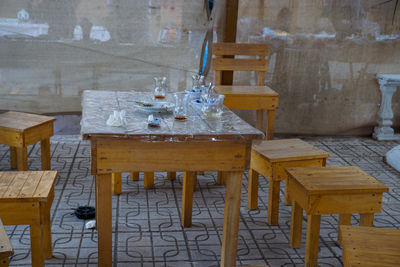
[373,74,400,141]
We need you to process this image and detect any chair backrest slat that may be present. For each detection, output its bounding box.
[212,43,269,86]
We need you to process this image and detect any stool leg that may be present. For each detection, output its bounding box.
[266,110,275,140]
[181,171,196,227]
[256,110,264,136]
[217,171,226,185]
[10,146,17,169]
[30,222,44,267]
[267,180,280,225]
[16,147,28,171]
[290,201,303,248]
[144,172,154,188]
[111,173,122,195]
[0,257,9,266]
[360,213,374,226]
[130,172,139,181]
[41,195,53,258]
[338,214,351,244]
[305,214,321,267]
[167,172,176,181]
[284,178,291,206]
[247,169,259,210]
[40,138,51,170]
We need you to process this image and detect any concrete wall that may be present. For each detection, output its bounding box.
[1,0,399,135]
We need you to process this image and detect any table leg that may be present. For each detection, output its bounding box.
[217,171,226,185]
[130,172,139,181]
[360,213,374,226]
[10,146,17,169]
[111,173,122,195]
[221,171,243,267]
[167,172,176,181]
[266,110,275,140]
[247,168,259,210]
[16,147,28,171]
[181,171,196,227]
[290,200,303,248]
[256,110,264,135]
[267,179,280,225]
[305,214,321,267]
[144,172,154,188]
[95,174,113,267]
[41,138,51,170]
[338,214,351,244]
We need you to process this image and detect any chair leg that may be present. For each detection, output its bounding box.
[16,147,28,171]
[167,172,176,181]
[290,201,303,248]
[130,172,139,181]
[181,171,196,227]
[40,189,53,259]
[10,146,17,169]
[267,180,280,225]
[111,173,122,195]
[40,138,51,170]
[247,168,259,210]
[338,214,351,244]
[144,172,154,188]
[256,110,264,135]
[30,222,45,267]
[217,171,226,185]
[266,109,275,140]
[359,213,374,226]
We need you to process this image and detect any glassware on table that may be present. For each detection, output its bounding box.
[173,92,189,120]
[201,93,225,119]
[186,74,205,100]
[200,82,215,103]
[154,76,167,99]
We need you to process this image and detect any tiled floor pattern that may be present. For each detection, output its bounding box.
[0,135,399,266]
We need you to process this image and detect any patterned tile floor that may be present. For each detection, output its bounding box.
[0,135,399,267]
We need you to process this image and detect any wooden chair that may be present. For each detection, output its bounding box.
[0,171,58,267]
[0,111,55,171]
[340,225,400,267]
[212,43,279,140]
[0,219,13,267]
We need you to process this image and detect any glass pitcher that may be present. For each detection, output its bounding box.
[201,94,225,119]
[154,76,167,99]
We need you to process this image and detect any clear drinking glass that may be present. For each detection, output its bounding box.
[154,76,167,99]
[173,92,189,120]
[201,94,225,118]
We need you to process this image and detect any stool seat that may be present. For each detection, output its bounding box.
[248,139,330,225]
[0,111,55,171]
[0,218,13,266]
[286,166,388,267]
[0,171,57,267]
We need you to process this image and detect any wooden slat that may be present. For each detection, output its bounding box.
[33,171,57,200]
[24,122,54,146]
[0,219,13,259]
[0,111,55,132]
[286,166,388,195]
[18,172,43,199]
[252,139,330,162]
[3,172,30,199]
[215,85,278,96]
[213,43,268,56]
[220,93,279,110]
[0,129,23,147]
[0,173,15,198]
[212,58,268,71]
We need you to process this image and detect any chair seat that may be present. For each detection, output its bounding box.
[215,85,278,110]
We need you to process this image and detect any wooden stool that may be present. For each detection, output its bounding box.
[0,219,13,267]
[248,139,330,225]
[0,171,57,267]
[0,111,55,171]
[111,171,175,194]
[286,166,388,267]
[339,225,400,267]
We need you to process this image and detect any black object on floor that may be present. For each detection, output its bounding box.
[74,206,95,220]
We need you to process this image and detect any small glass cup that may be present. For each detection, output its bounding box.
[201,94,225,119]
[173,92,189,120]
[154,76,167,99]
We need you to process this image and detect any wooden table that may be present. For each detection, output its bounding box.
[0,111,55,171]
[286,166,388,267]
[0,171,58,267]
[81,90,264,267]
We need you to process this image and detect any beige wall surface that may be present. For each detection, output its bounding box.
[0,0,399,135]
